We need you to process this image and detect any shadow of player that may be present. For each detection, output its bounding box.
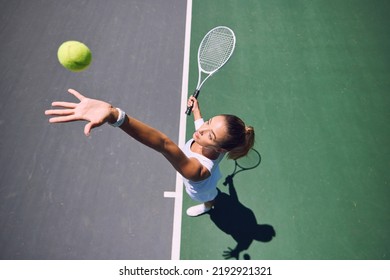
[208,176,276,260]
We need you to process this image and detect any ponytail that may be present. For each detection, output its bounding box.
[219,115,255,160]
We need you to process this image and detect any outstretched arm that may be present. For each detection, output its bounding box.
[119,114,210,181]
[45,89,210,181]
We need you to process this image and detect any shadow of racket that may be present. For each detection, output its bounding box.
[223,148,262,186]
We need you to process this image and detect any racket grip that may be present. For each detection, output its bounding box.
[185,106,193,115]
[185,90,200,116]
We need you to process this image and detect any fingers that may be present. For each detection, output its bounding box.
[47,115,79,123]
[68,88,85,101]
[84,122,93,136]
[189,96,196,102]
[187,96,197,106]
[45,89,81,118]
[45,89,103,136]
[45,101,77,123]
[50,101,77,108]
[187,96,199,112]
[44,108,74,116]
[48,89,85,106]
[84,122,101,137]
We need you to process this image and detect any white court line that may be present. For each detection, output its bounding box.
[164,0,193,260]
[163,191,177,198]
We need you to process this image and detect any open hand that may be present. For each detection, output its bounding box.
[45,89,116,136]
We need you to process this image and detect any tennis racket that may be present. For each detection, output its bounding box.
[185,26,236,115]
[223,149,261,185]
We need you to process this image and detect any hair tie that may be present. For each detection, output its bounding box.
[245,126,254,135]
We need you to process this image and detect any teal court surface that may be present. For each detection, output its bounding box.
[181,0,390,260]
[0,0,389,261]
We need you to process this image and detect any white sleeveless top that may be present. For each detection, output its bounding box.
[181,119,225,202]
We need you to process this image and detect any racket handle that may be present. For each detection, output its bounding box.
[185,90,200,116]
[185,106,193,115]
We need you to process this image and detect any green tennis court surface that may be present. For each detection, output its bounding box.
[181,0,390,260]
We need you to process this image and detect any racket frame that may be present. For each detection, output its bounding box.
[185,26,236,115]
[223,149,261,185]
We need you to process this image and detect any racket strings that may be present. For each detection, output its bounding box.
[200,34,234,70]
[199,28,235,73]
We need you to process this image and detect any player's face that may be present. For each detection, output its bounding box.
[193,116,228,151]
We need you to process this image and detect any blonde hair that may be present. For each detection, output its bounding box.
[219,115,255,160]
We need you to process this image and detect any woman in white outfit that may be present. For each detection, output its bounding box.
[45,89,255,216]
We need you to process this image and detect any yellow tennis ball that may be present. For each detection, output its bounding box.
[57,41,92,72]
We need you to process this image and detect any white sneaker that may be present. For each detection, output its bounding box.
[186,204,211,217]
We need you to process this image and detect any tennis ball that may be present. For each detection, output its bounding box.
[57,41,92,72]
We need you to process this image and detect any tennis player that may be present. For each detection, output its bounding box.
[45,89,254,216]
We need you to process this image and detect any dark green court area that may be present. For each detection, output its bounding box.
[181,0,390,260]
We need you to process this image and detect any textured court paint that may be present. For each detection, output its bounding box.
[0,0,186,259]
[181,0,390,260]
